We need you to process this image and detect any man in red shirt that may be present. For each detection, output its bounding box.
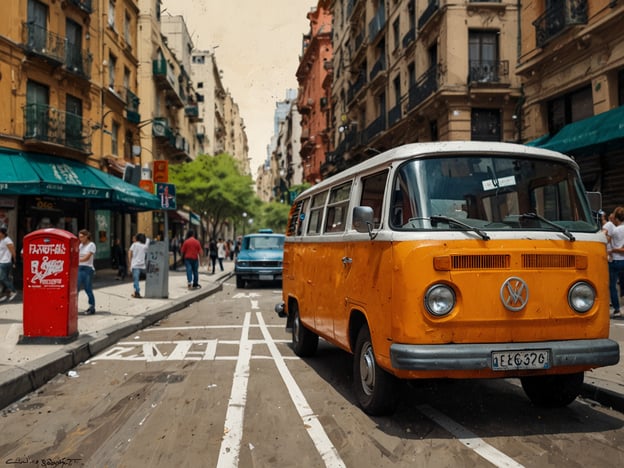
[180,229,203,289]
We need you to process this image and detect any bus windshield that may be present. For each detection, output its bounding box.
[390,154,596,233]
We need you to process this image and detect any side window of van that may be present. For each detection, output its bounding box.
[307,191,328,235]
[325,182,352,233]
[391,164,420,229]
[286,199,306,237]
[360,171,388,228]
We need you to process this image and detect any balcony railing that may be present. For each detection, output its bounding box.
[364,115,387,141]
[185,104,200,122]
[347,70,367,103]
[402,27,416,48]
[122,87,140,123]
[369,56,386,81]
[152,117,173,140]
[388,103,402,127]
[23,22,65,64]
[533,0,588,48]
[152,59,184,107]
[23,22,92,78]
[23,103,91,153]
[468,60,509,84]
[408,65,438,111]
[418,0,440,30]
[67,0,93,13]
[368,4,386,42]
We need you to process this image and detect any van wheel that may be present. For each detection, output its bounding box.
[353,325,398,416]
[236,276,245,289]
[520,372,584,408]
[292,306,318,357]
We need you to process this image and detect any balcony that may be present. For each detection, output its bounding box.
[388,103,402,127]
[407,65,438,111]
[468,60,509,85]
[347,70,367,103]
[122,87,140,124]
[364,115,387,141]
[23,22,65,65]
[369,55,386,82]
[402,27,416,49]
[65,41,92,79]
[185,104,200,122]
[418,0,440,30]
[23,103,91,154]
[152,58,184,108]
[533,0,588,48]
[67,0,93,14]
[152,117,173,140]
[368,4,386,43]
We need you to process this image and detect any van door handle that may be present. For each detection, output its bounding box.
[342,256,352,265]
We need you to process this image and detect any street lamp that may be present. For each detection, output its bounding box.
[242,212,247,236]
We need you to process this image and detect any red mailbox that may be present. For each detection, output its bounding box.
[20,228,79,343]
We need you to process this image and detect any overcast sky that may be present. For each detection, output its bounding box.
[162,0,314,175]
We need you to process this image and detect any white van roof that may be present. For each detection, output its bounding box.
[296,141,575,201]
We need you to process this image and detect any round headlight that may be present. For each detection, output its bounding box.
[568,282,595,313]
[425,284,456,316]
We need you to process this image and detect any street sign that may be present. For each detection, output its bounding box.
[153,160,169,183]
[156,183,176,210]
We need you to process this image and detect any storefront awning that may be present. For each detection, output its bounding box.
[540,105,624,154]
[0,151,160,212]
[94,170,162,212]
[0,150,42,195]
[26,153,112,199]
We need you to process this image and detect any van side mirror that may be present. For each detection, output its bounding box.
[353,206,375,237]
[586,191,602,212]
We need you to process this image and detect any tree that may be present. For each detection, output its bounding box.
[257,202,292,233]
[169,154,256,240]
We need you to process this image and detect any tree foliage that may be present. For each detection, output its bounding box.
[169,153,256,239]
[257,202,292,233]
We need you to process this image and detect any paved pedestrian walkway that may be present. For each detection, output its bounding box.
[0,260,623,413]
[0,261,234,409]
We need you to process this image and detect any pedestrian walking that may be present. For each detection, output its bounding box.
[111,238,127,280]
[128,233,148,298]
[77,229,96,314]
[181,229,202,289]
[0,225,17,303]
[208,239,218,274]
[607,208,624,317]
[217,238,226,272]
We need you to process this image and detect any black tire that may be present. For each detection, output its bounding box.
[520,372,584,408]
[291,305,318,357]
[236,275,245,289]
[352,325,398,416]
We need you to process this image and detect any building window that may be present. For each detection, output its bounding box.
[471,108,501,141]
[111,121,120,156]
[547,85,592,134]
[108,0,115,30]
[393,19,400,51]
[408,62,416,87]
[124,11,131,45]
[618,69,624,106]
[469,30,499,82]
[108,53,116,88]
[66,94,82,150]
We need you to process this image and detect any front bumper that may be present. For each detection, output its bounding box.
[390,339,620,371]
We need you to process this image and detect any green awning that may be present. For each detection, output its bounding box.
[27,153,112,199]
[94,170,162,212]
[0,150,42,195]
[524,134,552,147]
[541,105,624,154]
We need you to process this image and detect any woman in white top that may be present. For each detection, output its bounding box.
[77,229,96,314]
[128,233,148,298]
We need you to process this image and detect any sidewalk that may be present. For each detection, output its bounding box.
[0,261,234,409]
[0,262,623,413]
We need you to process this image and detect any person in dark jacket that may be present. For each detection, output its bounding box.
[112,238,127,280]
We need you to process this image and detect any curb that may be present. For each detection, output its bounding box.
[0,281,224,410]
[581,383,624,414]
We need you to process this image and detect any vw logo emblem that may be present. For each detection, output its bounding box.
[500,277,529,311]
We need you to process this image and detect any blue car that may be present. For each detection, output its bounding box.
[235,230,285,288]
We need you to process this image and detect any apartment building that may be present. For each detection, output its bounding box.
[297,2,333,184]
[518,0,624,209]
[0,0,160,273]
[272,100,302,203]
[328,0,522,175]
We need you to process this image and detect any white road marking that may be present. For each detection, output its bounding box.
[256,312,346,468]
[217,312,252,468]
[417,404,525,468]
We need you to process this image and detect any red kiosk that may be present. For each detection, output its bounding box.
[19,229,79,344]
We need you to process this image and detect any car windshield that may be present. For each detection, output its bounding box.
[244,236,285,250]
[390,154,596,233]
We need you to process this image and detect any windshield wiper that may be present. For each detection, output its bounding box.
[520,212,576,241]
[430,215,491,241]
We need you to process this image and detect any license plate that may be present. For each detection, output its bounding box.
[491,349,550,371]
[259,274,273,281]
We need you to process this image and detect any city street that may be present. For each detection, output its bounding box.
[1,277,623,467]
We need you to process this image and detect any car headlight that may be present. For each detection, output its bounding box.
[236,261,248,267]
[568,281,595,313]
[425,284,456,316]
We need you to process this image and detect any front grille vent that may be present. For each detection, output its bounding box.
[451,255,510,269]
[522,254,576,269]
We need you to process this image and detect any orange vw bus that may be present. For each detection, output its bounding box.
[277,141,619,415]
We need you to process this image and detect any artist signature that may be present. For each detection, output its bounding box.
[5,457,82,466]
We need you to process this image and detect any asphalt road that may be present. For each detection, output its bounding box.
[1,278,623,467]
